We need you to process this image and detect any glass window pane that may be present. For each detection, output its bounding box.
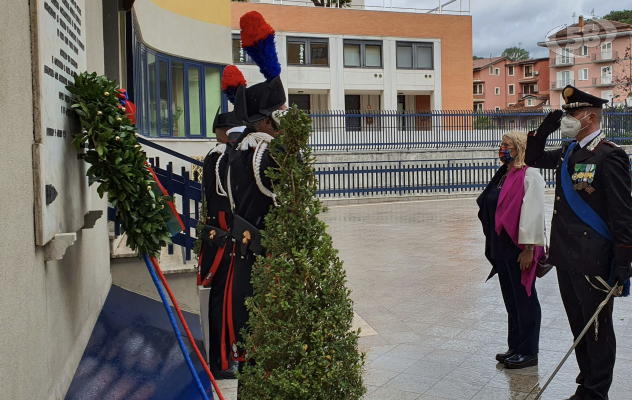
[365,45,381,67]
[417,45,433,69]
[396,45,413,68]
[147,53,158,137]
[171,62,185,137]
[159,60,169,135]
[287,41,305,65]
[188,67,202,136]
[141,50,147,134]
[310,42,328,65]
[205,66,221,138]
[233,39,244,64]
[344,44,360,67]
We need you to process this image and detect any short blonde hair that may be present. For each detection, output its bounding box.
[502,131,528,169]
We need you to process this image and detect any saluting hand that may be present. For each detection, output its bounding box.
[536,110,563,138]
[518,249,534,271]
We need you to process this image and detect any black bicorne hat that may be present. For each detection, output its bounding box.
[562,85,609,111]
[212,107,243,132]
[233,76,286,123]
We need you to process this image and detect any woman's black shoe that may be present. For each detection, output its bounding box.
[503,354,538,369]
[495,349,516,363]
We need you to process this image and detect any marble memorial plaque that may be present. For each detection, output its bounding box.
[31,0,90,246]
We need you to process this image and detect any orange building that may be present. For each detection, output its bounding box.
[230,2,473,112]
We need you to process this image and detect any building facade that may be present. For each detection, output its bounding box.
[473,56,551,111]
[540,18,632,109]
[231,2,473,113]
[0,1,232,398]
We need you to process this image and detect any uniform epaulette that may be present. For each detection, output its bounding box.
[603,140,619,148]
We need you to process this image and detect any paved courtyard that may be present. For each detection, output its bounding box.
[217,196,632,399]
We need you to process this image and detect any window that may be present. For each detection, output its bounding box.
[133,28,225,138]
[489,66,494,75]
[508,66,514,76]
[474,103,484,111]
[495,68,500,76]
[473,84,484,94]
[602,42,612,60]
[601,66,612,84]
[396,42,434,69]
[508,84,515,95]
[557,70,573,87]
[557,48,573,65]
[495,106,501,111]
[508,103,515,106]
[527,98,535,107]
[344,40,382,68]
[579,68,589,81]
[232,35,253,64]
[495,87,500,96]
[287,37,329,66]
[579,45,588,57]
[524,65,534,77]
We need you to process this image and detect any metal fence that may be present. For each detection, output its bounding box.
[315,158,557,198]
[308,110,632,151]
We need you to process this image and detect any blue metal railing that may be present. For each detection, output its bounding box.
[107,134,632,258]
[307,110,632,151]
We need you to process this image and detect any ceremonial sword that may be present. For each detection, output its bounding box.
[531,284,620,400]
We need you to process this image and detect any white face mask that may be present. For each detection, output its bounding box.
[560,111,590,138]
[271,109,288,127]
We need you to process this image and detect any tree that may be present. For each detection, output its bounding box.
[473,55,484,60]
[237,105,366,399]
[603,10,632,24]
[502,47,530,62]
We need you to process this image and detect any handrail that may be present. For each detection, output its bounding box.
[137,136,205,167]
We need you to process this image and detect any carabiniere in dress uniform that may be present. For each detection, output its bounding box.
[526,85,632,400]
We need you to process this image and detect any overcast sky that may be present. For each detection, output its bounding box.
[365,0,624,58]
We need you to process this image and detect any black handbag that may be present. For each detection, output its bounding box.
[536,246,553,278]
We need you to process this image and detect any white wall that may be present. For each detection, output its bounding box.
[0,1,112,399]
[235,31,441,111]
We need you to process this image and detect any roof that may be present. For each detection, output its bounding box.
[506,57,549,66]
[473,57,508,70]
[502,95,550,111]
[548,20,632,40]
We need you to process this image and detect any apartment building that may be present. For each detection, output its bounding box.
[540,17,632,108]
[231,2,473,113]
[473,56,550,111]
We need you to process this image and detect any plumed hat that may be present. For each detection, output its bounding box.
[212,65,247,132]
[233,11,286,123]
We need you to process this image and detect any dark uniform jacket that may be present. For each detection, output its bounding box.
[525,131,632,277]
[225,127,279,361]
[199,143,233,287]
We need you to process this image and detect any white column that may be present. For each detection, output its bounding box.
[382,39,397,110]
[433,40,443,110]
[329,36,345,110]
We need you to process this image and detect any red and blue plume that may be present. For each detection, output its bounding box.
[240,11,281,81]
[221,65,246,104]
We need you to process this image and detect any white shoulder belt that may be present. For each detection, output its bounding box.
[237,132,278,206]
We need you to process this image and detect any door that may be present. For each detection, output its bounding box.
[345,95,361,131]
[288,94,311,111]
[601,66,612,85]
[397,95,406,130]
[602,42,612,60]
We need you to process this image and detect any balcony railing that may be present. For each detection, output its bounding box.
[263,0,471,14]
[551,58,574,67]
[551,80,575,90]
[593,77,614,86]
[592,51,619,62]
[473,94,485,101]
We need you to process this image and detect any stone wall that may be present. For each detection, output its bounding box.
[0,2,111,399]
